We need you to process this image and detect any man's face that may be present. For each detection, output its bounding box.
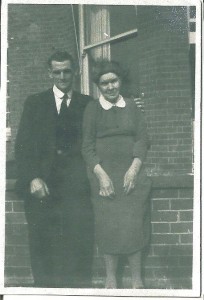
[48,60,74,93]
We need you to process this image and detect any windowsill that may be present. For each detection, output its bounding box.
[6,174,194,191]
[151,174,194,189]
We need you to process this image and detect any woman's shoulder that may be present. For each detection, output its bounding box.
[86,99,99,108]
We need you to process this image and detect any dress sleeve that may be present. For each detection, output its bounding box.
[82,101,101,171]
[133,104,150,162]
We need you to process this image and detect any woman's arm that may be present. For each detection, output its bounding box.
[82,101,101,170]
[82,101,115,198]
[124,105,150,194]
[132,106,150,161]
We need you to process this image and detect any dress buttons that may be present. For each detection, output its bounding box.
[57,150,63,155]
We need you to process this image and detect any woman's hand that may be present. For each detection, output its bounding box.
[123,158,142,195]
[94,164,115,198]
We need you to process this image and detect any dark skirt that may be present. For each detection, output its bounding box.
[88,135,152,254]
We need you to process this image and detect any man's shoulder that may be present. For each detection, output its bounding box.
[26,89,53,104]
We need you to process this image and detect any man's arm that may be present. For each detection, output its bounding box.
[15,96,47,197]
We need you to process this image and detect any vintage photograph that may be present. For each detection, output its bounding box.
[0,0,201,297]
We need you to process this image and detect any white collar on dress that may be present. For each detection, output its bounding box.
[99,94,126,110]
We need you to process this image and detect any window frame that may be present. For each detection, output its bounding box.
[79,5,138,95]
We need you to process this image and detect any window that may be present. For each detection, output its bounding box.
[187,6,196,120]
[79,5,140,99]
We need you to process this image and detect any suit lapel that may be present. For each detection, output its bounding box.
[70,91,82,111]
[40,89,57,148]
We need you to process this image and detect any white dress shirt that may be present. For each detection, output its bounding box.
[53,85,72,114]
[99,94,126,110]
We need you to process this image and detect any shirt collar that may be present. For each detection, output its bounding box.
[53,85,72,99]
[99,94,126,110]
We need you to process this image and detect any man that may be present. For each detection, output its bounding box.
[15,51,94,288]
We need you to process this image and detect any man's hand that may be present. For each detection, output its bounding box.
[133,96,145,112]
[30,178,49,199]
[123,158,142,195]
[94,164,115,198]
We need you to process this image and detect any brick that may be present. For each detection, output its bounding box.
[5,266,32,278]
[151,233,179,245]
[170,199,193,210]
[165,278,192,289]
[151,211,178,222]
[146,256,179,267]
[5,191,20,201]
[169,245,193,256]
[179,211,193,221]
[180,234,193,244]
[5,212,27,224]
[5,245,15,255]
[5,202,13,212]
[12,245,30,255]
[152,189,178,198]
[10,224,28,236]
[5,232,29,245]
[152,199,170,211]
[142,268,155,279]
[5,255,30,267]
[179,189,194,198]
[171,222,193,234]
[154,266,192,279]
[167,267,192,279]
[153,223,170,233]
[13,201,25,212]
[153,245,170,256]
[179,256,193,266]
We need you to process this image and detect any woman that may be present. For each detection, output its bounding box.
[82,60,151,289]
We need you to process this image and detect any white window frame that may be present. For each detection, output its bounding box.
[187,6,196,45]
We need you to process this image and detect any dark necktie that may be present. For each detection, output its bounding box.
[59,93,69,116]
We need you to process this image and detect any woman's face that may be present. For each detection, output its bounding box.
[98,72,121,103]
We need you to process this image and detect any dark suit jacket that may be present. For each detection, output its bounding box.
[15,88,92,196]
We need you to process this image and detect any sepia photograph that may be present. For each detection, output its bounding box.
[0,0,202,297]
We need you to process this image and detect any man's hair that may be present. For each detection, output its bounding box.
[92,59,126,84]
[48,51,75,69]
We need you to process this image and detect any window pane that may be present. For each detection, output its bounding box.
[84,5,137,46]
[84,5,110,46]
[190,6,196,18]
[109,5,138,36]
[111,37,140,98]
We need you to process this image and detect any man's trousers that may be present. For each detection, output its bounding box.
[24,154,94,288]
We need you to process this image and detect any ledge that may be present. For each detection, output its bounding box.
[6,174,194,191]
[151,174,194,189]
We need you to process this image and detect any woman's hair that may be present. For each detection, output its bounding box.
[91,59,126,84]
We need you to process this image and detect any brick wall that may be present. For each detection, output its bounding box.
[5,5,195,290]
[145,176,193,289]
[137,6,193,175]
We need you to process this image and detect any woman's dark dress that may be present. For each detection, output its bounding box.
[82,98,151,254]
